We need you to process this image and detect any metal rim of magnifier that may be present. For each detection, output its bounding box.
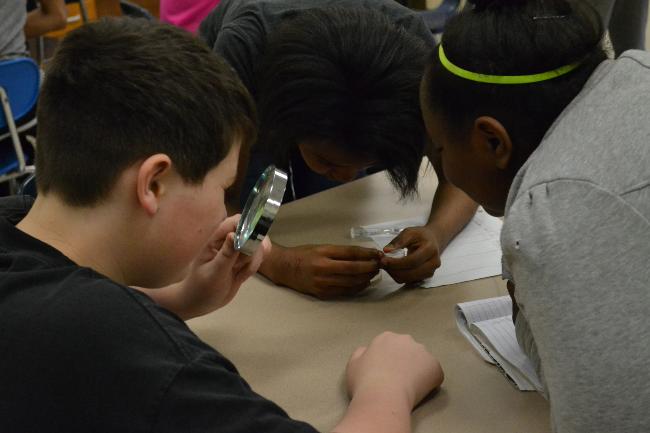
[234,165,288,256]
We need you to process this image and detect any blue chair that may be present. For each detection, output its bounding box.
[0,57,39,188]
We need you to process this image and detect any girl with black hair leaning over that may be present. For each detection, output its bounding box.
[200,0,478,300]
[421,0,650,431]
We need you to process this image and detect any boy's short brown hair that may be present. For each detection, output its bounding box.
[36,18,256,206]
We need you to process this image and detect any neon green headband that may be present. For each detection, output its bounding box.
[438,45,581,85]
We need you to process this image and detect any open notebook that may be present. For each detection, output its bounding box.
[456,296,543,392]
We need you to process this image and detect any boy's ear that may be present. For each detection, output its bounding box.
[471,117,513,170]
[136,154,173,216]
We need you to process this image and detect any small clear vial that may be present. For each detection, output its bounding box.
[350,226,403,239]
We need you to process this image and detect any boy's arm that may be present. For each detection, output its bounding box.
[504,181,650,433]
[332,388,413,433]
[153,331,442,433]
[332,332,443,433]
[25,0,67,38]
[135,215,270,320]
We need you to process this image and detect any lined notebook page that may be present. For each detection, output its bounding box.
[472,316,542,391]
[457,296,513,325]
[455,296,512,363]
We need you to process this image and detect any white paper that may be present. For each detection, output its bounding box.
[361,208,503,296]
[456,296,542,392]
[472,316,543,392]
[455,296,513,363]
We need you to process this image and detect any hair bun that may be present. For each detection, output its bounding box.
[468,0,529,11]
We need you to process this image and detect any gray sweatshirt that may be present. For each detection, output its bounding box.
[502,50,650,433]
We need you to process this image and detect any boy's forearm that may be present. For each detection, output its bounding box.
[426,179,477,250]
[332,389,412,433]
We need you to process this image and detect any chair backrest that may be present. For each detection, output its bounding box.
[0,57,40,129]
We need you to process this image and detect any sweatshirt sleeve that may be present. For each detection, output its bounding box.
[502,180,650,433]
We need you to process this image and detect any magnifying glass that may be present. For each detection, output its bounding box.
[234,165,288,255]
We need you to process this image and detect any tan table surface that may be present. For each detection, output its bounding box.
[188,166,550,433]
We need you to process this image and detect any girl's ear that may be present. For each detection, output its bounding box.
[136,154,173,216]
[472,116,513,170]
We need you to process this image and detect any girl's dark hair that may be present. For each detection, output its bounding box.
[255,7,430,197]
[425,0,607,170]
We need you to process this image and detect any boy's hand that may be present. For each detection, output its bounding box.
[346,332,443,408]
[175,214,270,318]
[272,245,382,299]
[136,215,270,320]
[380,226,442,284]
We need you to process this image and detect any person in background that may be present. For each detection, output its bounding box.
[200,0,478,299]
[421,0,650,431]
[0,0,66,59]
[0,18,444,433]
[0,0,66,197]
[160,0,221,33]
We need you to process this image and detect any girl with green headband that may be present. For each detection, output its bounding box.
[421,0,650,431]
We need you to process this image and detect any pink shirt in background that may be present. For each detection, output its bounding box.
[160,0,221,33]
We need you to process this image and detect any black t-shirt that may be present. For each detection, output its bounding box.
[0,196,318,433]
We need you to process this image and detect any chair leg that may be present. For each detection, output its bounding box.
[0,87,27,173]
[26,135,37,150]
[0,117,38,143]
[37,36,45,65]
[78,0,90,22]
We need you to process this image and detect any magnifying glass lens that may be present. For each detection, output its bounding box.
[234,165,287,255]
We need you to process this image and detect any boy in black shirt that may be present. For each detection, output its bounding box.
[0,18,442,433]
